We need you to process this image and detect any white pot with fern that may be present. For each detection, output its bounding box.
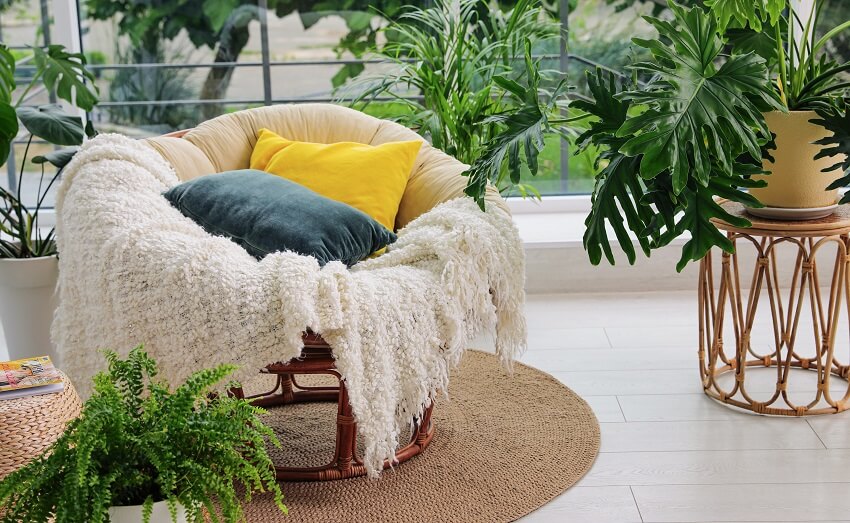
[0,347,287,523]
[108,500,188,523]
[0,43,101,362]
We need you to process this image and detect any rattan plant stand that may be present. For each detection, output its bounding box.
[699,201,850,416]
[230,332,435,481]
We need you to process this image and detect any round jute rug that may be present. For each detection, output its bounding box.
[242,350,600,523]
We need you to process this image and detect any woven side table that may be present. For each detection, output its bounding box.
[0,371,82,478]
[700,201,850,416]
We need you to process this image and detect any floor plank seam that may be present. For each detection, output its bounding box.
[602,327,614,348]
[628,486,645,523]
[613,396,626,421]
[806,419,830,449]
[597,419,818,424]
[592,481,850,487]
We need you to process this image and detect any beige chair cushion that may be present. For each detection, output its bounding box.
[143,104,507,229]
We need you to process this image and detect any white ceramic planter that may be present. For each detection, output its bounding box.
[0,255,59,363]
[750,110,846,209]
[108,500,187,523]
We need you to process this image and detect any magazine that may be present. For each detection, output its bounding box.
[0,356,64,400]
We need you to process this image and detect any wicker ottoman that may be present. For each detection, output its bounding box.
[0,371,82,478]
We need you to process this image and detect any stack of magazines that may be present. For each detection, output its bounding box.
[0,356,64,400]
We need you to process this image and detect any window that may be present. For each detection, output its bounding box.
[12,1,848,207]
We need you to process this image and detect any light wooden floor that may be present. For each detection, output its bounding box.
[512,291,850,523]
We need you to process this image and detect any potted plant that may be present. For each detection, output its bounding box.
[0,345,287,522]
[709,0,850,215]
[342,0,566,200]
[0,43,98,361]
[466,1,785,270]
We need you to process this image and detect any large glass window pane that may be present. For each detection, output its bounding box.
[1,0,61,208]
[566,0,656,194]
[4,0,660,208]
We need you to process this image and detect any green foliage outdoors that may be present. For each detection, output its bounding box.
[107,43,197,132]
[81,0,629,193]
[0,346,286,523]
[0,43,99,258]
[83,0,543,120]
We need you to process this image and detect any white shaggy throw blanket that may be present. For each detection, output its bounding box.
[53,134,527,476]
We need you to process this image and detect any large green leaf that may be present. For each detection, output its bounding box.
[705,0,784,32]
[671,168,764,271]
[584,154,651,266]
[202,0,239,32]
[0,44,16,166]
[815,105,850,202]
[17,104,84,146]
[726,27,779,66]
[33,45,99,112]
[0,103,17,166]
[617,2,783,194]
[576,70,655,266]
[32,147,79,169]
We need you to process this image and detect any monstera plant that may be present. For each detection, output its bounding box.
[0,43,98,258]
[581,2,784,271]
[466,2,783,270]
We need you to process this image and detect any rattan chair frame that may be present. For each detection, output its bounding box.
[230,333,435,481]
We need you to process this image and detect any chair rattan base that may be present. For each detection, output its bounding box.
[230,333,435,481]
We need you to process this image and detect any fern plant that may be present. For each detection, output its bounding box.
[0,346,286,523]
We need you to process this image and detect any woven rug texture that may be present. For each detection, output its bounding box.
[240,350,601,523]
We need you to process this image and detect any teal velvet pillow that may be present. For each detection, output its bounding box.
[163,169,396,266]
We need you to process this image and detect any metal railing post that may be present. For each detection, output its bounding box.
[558,0,570,194]
[51,0,84,114]
[259,0,273,106]
[6,147,16,193]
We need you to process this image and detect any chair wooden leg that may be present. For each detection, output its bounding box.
[332,380,356,474]
[230,340,435,481]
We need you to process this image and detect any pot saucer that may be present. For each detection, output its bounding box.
[745,203,839,221]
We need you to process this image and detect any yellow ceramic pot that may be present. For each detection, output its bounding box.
[750,110,844,209]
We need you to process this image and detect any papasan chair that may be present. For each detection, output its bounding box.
[53,104,526,481]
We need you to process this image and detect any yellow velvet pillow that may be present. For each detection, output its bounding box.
[250,128,422,231]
